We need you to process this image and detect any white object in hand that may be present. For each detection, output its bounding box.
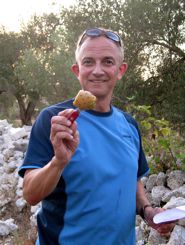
[153,205,185,224]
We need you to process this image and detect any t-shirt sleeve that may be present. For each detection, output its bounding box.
[134,122,150,179]
[123,111,150,179]
[18,108,54,177]
[137,129,150,179]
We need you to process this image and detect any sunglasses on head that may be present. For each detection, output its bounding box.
[79,28,122,46]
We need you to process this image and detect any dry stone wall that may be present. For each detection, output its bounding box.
[136,171,185,244]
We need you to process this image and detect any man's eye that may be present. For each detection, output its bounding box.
[104,59,114,65]
[83,59,93,65]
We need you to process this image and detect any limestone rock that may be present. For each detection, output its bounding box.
[0,219,18,236]
[167,225,185,245]
[167,170,185,190]
[151,186,171,206]
[146,174,158,192]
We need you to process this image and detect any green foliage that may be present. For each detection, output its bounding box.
[120,0,185,132]
[0,29,22,88]
[45,41,80,103]
[20,13,60,52]
[14,49,51,98]
[0,14,78,125]
[126,103,185,174]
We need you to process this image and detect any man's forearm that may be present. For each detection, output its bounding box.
[136,180,151,219]
[23,157,65,205]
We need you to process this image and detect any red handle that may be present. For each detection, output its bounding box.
[68,109,80,123]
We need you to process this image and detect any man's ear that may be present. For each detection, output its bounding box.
[117,63,128,80]
[71,63,79,77]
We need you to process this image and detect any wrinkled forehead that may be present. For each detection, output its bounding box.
[75,36,123,63]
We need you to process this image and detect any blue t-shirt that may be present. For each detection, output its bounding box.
[19,99,149,245]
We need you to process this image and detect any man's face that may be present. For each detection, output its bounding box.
[72,36,127,102]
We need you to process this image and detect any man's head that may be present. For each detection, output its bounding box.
[75,27,124,64]
[72,27,127,106]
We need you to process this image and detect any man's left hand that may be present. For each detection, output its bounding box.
[144,206,177,237]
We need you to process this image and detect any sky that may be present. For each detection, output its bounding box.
[0,0,75,32]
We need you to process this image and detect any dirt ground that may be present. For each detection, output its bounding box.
[0,201,37,245]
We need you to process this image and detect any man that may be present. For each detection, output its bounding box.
[19,27,175,245]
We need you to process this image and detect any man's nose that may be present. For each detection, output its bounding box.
[92,63,104,75]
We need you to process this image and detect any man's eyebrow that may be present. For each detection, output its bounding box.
[103,56,116,62]
[82,56,114,59]
[81,56,93,61]
[104,56,114,59]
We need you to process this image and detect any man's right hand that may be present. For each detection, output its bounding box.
[50,109,80,170]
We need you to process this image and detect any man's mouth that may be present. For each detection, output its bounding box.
[89,80,106,83]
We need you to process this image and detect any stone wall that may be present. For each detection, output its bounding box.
[136,171,185,244]
[0,119,185,245]
[0,120,37,244]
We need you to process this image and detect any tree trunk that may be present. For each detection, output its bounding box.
[16,96,36,126]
